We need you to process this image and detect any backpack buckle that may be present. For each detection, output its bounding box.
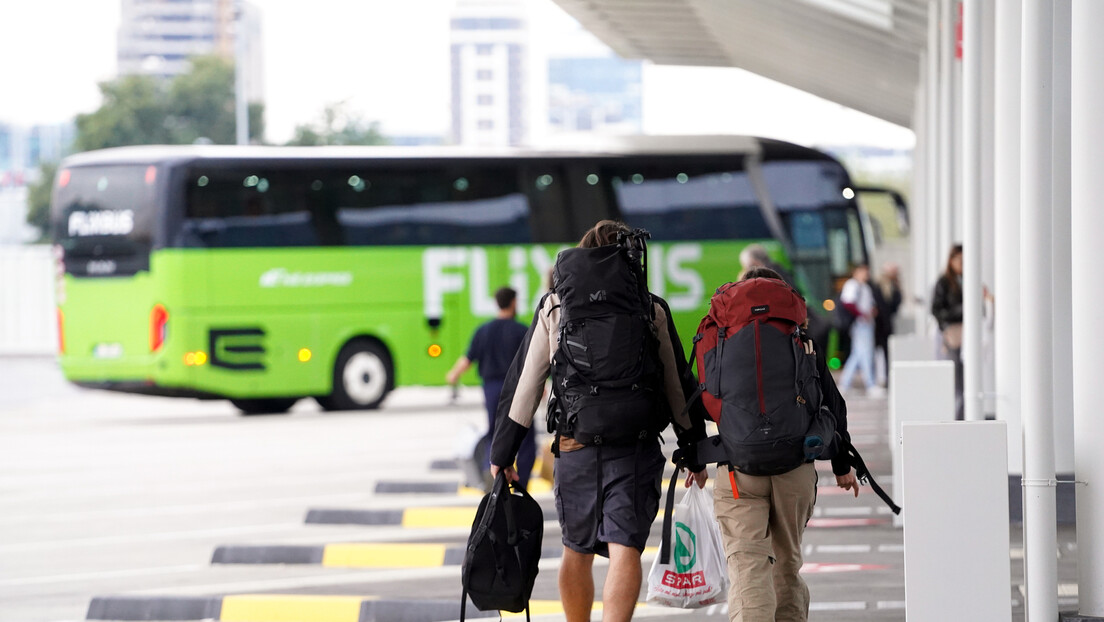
[590,386,599,396]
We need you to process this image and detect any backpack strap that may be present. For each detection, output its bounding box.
[843,442,902,515]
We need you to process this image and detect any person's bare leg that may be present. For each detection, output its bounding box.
[602,543,642,622]
[560,546,595,622]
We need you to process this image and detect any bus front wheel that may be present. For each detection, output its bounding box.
[231,398,298,416]
[317,339,393,411]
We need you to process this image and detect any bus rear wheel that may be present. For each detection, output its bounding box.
[316,339,393,411]
[231,398,298,415]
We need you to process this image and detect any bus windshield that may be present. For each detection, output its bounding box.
[53,165,156,277]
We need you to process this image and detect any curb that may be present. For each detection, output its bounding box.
[305,501,558,527]
[212,543,565,567]
[373,479,552,496]
[87,596,503,622]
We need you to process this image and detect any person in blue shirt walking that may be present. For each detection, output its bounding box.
[446,287,535,488]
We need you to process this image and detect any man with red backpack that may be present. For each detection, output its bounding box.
[679,266,863,622]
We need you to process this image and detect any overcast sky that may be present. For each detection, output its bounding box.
[2,0,914,149]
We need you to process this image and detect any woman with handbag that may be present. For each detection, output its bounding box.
[931,245,965,420]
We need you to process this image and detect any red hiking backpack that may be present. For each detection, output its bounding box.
[690,277,835,476]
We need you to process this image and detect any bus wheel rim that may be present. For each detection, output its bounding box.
[343,351,386,405]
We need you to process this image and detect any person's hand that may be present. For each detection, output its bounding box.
[445,370,460,385]
[490,464,519,483]
[684,468,708,489]
[836,472,860,497]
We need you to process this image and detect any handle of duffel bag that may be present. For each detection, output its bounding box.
[497,472,521,546]
[658,466,682,565]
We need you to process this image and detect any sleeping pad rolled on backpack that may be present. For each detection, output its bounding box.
[549,232,667,446]
[460,472,544,621]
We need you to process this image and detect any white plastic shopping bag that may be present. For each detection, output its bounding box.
[646,483,729,608]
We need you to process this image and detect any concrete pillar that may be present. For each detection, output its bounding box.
[1020,1,1059,619]
[993,0,1022,474]
[979,0,997,417]
[1071,1,1104,614]
[1051,0,1075,476]
[939,0,957,264]
[961,0,983,421]
[912,72,929,317]
[926,0,942,333]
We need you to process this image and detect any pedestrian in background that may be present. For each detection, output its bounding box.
[872,262,902,387]
[837,264,881,396]
[739,243,796,287]
[931,245,964,420]
[446,287,534,488]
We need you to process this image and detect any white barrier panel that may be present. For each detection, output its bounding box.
[889,333,934,364]
[902,422,1010,621]
[890,360,955,528]
[0,245,57,356]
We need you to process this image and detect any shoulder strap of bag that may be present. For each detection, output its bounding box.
[844,442,902,515]
[658,466,682,566]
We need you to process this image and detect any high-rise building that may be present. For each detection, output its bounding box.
[116,0,263,102]
[449,0,533,147]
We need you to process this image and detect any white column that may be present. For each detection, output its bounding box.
[961,0,983,421]
[979,0,997,416]
[926,0,942,333]
[994,0,1023,474]
[939,0,956,261]
[1051,0,1075,476]
[1020,1,1058,619]
[912,72,928,318]
[1071,1,1104,614]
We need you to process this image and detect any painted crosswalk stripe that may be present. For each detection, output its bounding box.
[321,544,448,568]
[220,595,369,622]
[815,544,872,554]
[809,600,867,611]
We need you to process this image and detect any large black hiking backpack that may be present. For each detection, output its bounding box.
[549,230,667,446]
[460,472,544,621]
[690,277,835,476]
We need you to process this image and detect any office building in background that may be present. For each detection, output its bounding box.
[116,0,263,103]
[449,0,535,147]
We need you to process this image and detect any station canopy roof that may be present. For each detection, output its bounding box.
[550,0,928,128]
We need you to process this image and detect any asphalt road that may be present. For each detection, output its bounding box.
[0,356,1076,621]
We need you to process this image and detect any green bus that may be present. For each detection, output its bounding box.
[51,136,871,414]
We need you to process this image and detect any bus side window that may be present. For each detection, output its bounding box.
[336,167,531,246]
[604,162,768,241]
[522,165,574,243]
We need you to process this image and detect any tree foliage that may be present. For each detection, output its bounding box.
[286,103,387,146]
[74,55,264,152]
[25,161,57,239]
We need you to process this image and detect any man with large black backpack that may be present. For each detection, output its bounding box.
[489,220,707,622]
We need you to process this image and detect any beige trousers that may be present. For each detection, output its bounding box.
[713,462,817,622]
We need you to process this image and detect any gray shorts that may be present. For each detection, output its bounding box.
[553,438,666,557]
